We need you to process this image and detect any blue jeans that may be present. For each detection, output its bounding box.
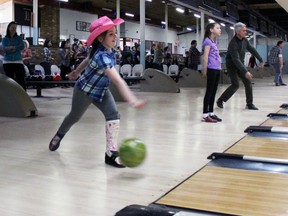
[57,86,120,135]
[272,63,284,84]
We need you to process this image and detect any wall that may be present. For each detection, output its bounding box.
[0,1,13,34]
[59,9,183,54]
[40,3,60,46]
[59,8,97,41]
[122,21,178,43]
[177,24,230,54]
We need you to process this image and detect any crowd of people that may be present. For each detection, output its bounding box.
[0,21,286,112]
[0,21,207,86]
[119,43,183,72]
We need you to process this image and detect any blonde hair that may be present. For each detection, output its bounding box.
[156,43,162,50]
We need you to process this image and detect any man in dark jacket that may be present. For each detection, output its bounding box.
[217,22,264,110]
[188,40,202,70]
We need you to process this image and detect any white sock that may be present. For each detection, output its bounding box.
[106,150,112,157]
[209,112,214,116]
[202,113,209,118]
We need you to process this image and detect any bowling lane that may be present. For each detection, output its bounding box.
[156,166,288,216]
[262,119,288,127]
[278,109,288,114]
[225,136,288,159]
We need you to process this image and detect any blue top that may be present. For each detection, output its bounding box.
[59,48,70,67]
[2,35,24,61]
[76,44,116,102]
[202,37,221,70]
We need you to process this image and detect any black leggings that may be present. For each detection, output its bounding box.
[3,63,26,90]
[203,68,220,113]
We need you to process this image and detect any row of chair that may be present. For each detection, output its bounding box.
[33,64,61,76]
[116,64,180,78]
[31,63,180,78]
[116,64,144,78]
[162,64,179,76]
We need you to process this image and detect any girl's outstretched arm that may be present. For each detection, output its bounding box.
[105,67,146,109]
[68,57,89,80]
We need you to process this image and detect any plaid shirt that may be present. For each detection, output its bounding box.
[269,45,282,64]
[76,45,116,102]
[43,47,52,63]
[188,46,201,65]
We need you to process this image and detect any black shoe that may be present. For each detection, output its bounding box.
[210,115,222,122]
[105,151,126,168]
[49,134,62,151]
[246,104,259,110]
[216,99,224,109]
[276,83,280,86]
[281,83,287,86]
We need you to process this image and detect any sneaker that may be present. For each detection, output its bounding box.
[216,99,224,109]
[49,134,62,151]
[246,104,259,110]
[202,116,217,123]
[210,115,222,122]
[105,151,126,168]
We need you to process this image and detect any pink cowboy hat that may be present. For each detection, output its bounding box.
[86,16,124,47]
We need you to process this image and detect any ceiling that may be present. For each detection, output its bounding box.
[60,0,288,38]
[62,0,196,31]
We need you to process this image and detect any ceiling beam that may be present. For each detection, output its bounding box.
[248,3,281,10]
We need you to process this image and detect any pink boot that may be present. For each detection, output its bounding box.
[105,120,125,168]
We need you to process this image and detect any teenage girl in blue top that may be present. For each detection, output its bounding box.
[201,22,222,123]
[49,16,146,168]
[2,21,26,90]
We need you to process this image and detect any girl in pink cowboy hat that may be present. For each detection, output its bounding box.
[49,16,146,168]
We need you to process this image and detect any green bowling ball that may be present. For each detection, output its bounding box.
[119,138,146,167]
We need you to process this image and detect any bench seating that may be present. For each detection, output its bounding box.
[26,80,76,97]
[26,77,145,97]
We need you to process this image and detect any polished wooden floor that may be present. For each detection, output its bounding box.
[0,75,287,216]
[156,166,288,216]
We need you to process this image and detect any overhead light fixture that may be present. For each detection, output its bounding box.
[161,21,166,25]
[220,22,226,27]
[146,0,152,2]
[145,17,152,21]
[102,8,112,12]
[176,25,182,28]
[58,0,69,2]
[176,8,184,13]
[125,13,134,17]
[187,27,192,31]
[194,14,201,18]
[208,19,215,23]
[230,26,235,30]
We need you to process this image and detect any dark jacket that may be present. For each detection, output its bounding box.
[226,35,263,74]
